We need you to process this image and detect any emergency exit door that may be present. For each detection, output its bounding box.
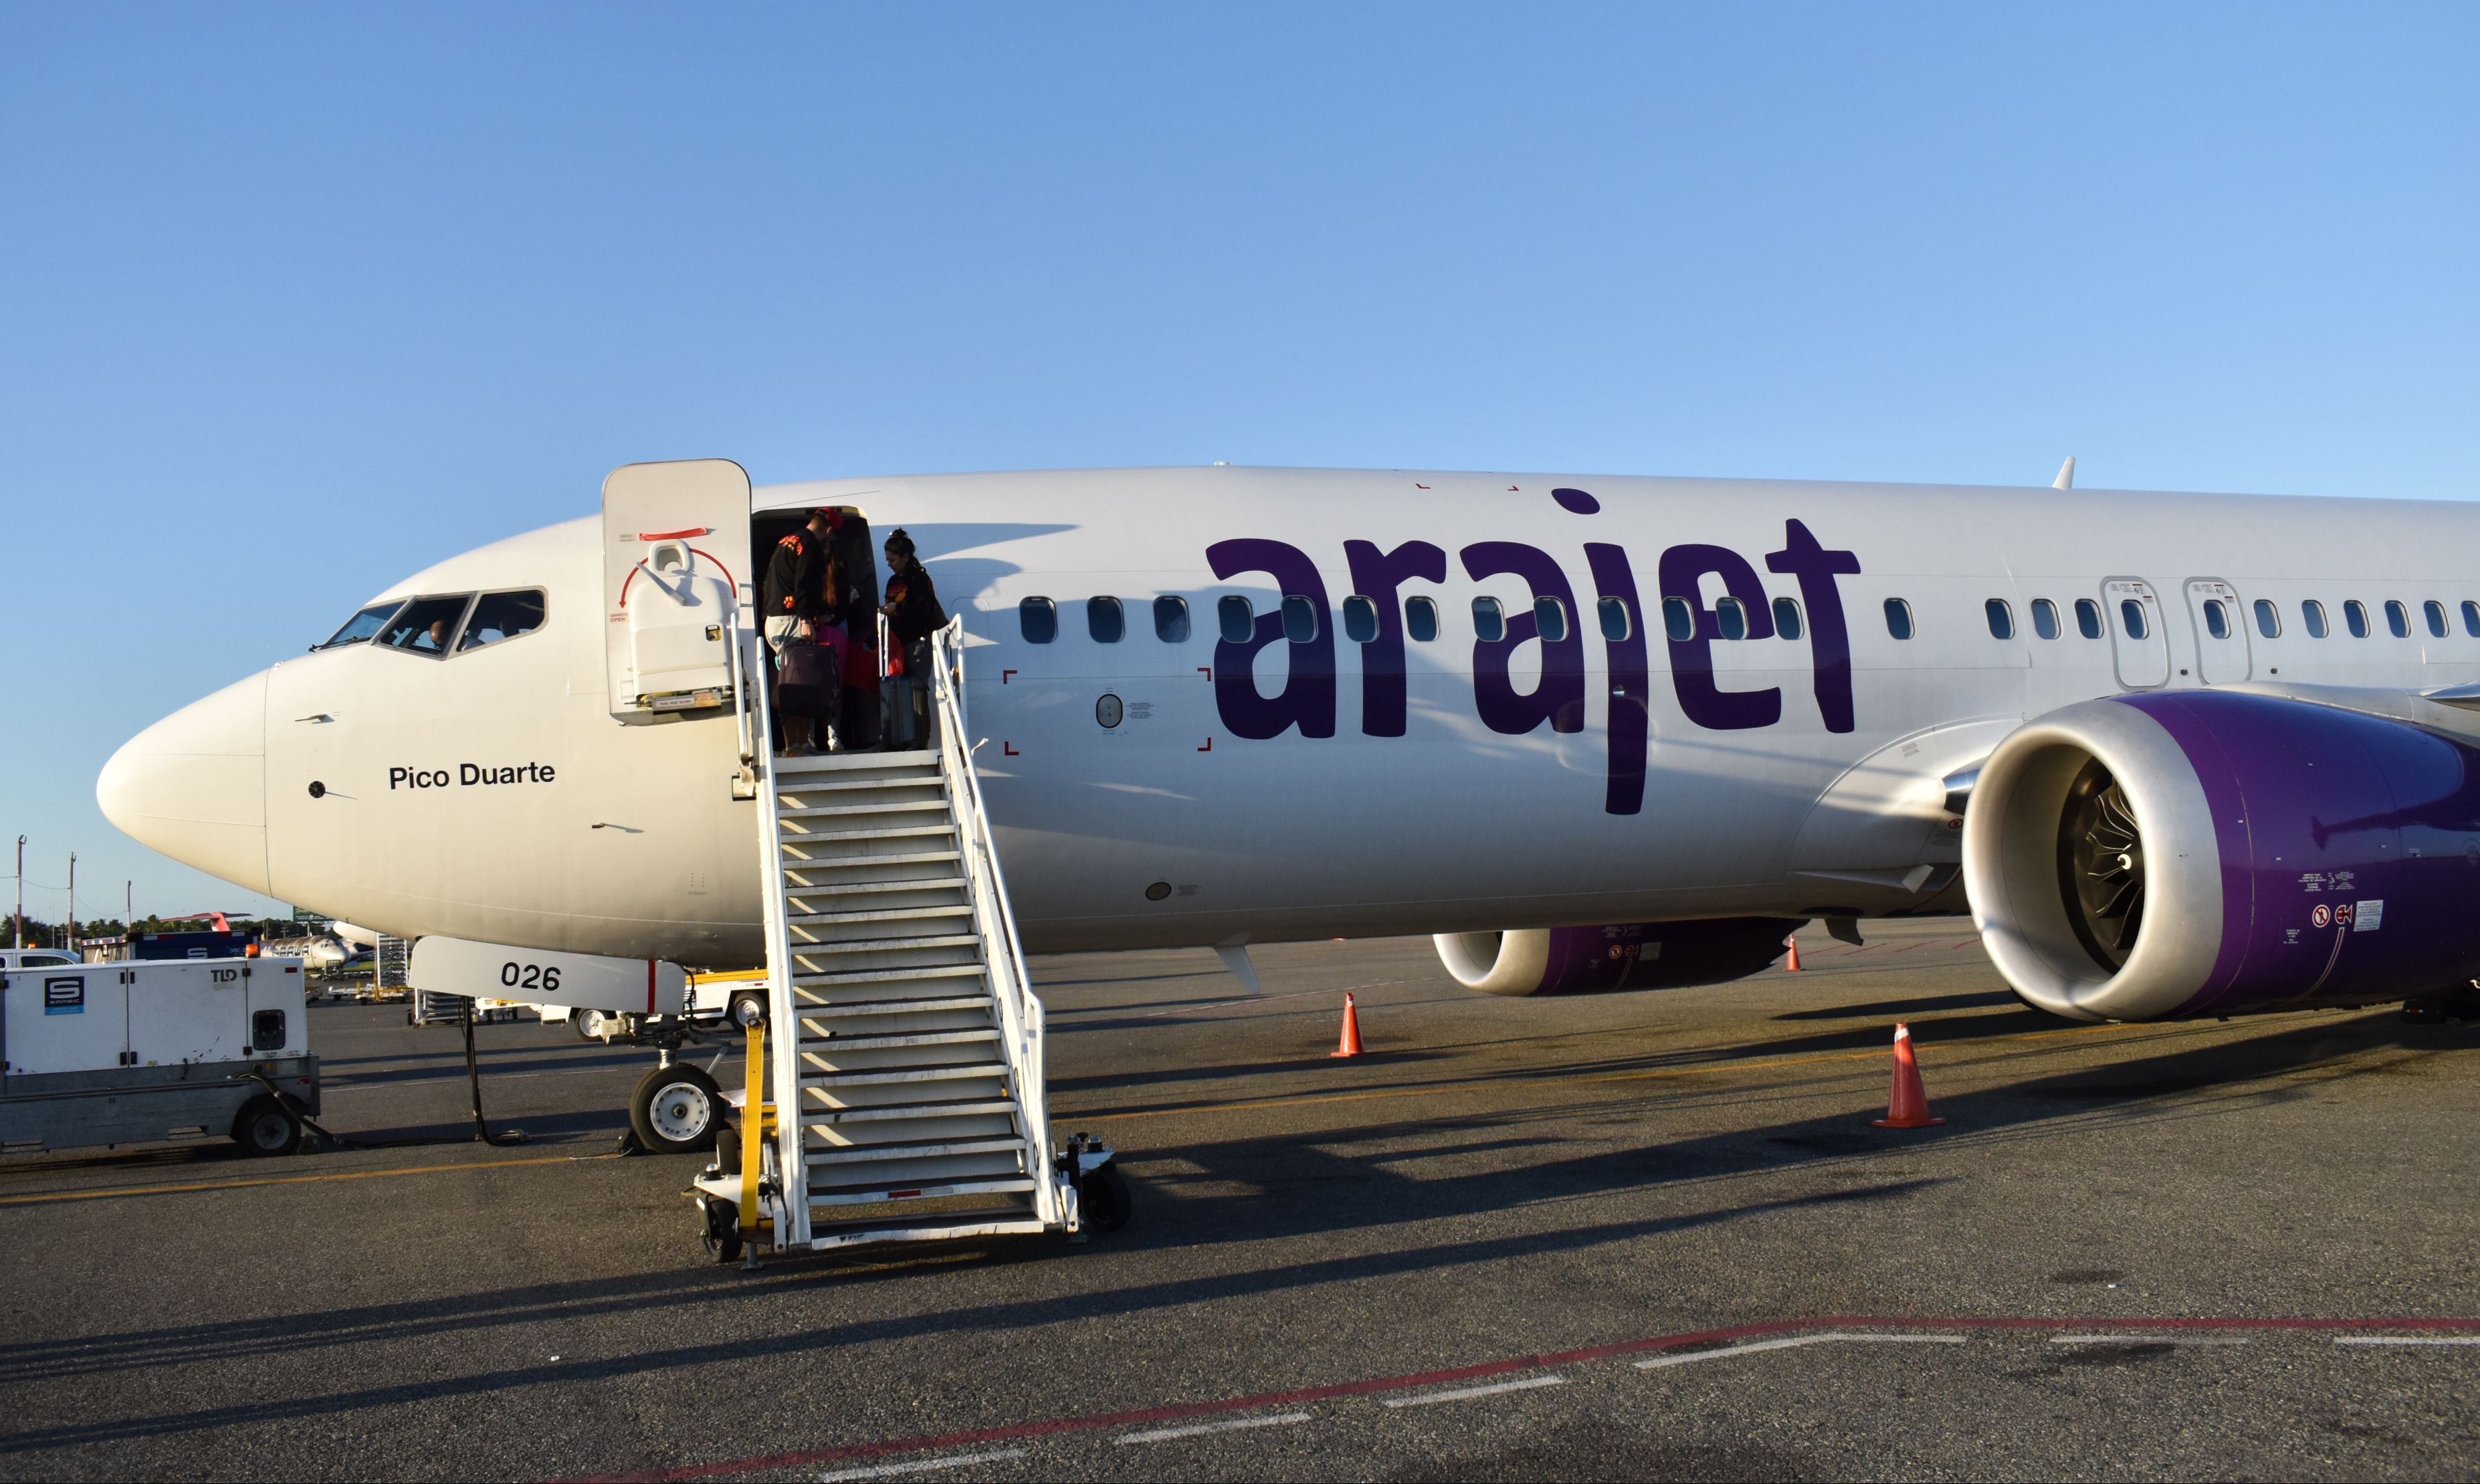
[2101,577,2171,690]
[2184,578,2252,685]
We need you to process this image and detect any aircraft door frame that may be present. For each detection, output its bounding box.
[2101,576,2172,690]
[2183,577,2251,685]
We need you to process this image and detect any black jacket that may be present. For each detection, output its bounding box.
[762,529,831,622]
[884,560,945,646]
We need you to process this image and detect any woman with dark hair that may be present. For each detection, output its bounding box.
[879,528,945,749]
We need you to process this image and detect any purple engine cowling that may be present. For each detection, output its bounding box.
[1434,917,1804,996]
[1965,690,2480,1021]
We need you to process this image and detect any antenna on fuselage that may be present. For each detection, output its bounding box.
[2052,455,2077,490]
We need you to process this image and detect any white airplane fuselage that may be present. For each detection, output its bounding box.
[99,467,2480,975]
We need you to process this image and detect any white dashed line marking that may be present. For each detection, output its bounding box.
[1116,1412,1314,1444]
[2334,1336,2480,1347]
[2049,1334,2251,1347]
[1383,1373,1566,1408]
[817,1447,1027,1481]
[1637,1332,1964,1369]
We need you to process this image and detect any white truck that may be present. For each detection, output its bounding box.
[0,956,318,1156]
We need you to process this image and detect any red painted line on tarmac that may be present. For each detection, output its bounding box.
[568,1314,2480,1481]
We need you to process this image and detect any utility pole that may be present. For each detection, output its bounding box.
[66,852,76,954]
[126,881,134,959]
[12,835,21,949]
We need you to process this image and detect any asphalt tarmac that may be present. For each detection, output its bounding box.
[3,918,2477,1481]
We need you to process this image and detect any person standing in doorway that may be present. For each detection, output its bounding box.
[762,508,838,754]
[879,529,945,750]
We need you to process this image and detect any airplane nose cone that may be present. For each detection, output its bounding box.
[97,672,271,895]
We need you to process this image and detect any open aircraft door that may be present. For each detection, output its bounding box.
[601,460,754,722]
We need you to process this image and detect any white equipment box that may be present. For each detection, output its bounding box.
[0,956,318,1155]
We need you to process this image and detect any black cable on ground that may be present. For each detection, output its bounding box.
[231,994,526,1152]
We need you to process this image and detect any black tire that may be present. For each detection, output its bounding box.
[231,1096,302,1158]
[728,992,766,1030]
[629,1063,721,1155]
[701,1196,744,1264]
[1079,1162,1132,1234]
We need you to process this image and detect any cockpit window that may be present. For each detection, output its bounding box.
[376,595,475,657]
[317,601,407,651]
[457,590,547,652]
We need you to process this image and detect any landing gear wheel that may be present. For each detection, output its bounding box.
[575,1007,612,1041]
[231,1095,302,1158]
[1079,1162,1132,1234]
[727,992,766,1030]
[629,1063,720,1154]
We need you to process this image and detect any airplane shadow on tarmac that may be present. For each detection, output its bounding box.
[2,1010,2471,1454]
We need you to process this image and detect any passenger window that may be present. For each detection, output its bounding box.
[1884,598,1914,641]
[1342,595,1380,644]
[318,600,406,651]
[2118,599,2148,640]
[2465,601,2480,639]
[2345,600,2370,639]
[1405,597,1441,643]
[1472,597,1506,643]
[2303,600,2330,638]
[2031,599,2060,640]
[457,590,546,652]
[2385,600,2409,639]
[1018,597,1058,644]
[377,595,474,657]
[2202,600,2230,641]
[2075,599,2103,639]
[1217,595,1254,644]
[1153,596,1191,643]
[1281,595,1319,644]
[1661,596,1693,643]
[1715,597,1746,641]
[1533,597,1570,643]
[1985,599,2014,641]
[1088,596,1125,643]
[2255,599,2281,638]
[1598,596,1633,642]
[1773,596,1802,640]
[2426,600,2449,639]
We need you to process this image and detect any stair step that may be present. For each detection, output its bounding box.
[780,800,950,821]
[785,874,968,900]
[777,748,941,774]
[803,1097,1022,1127]
[799,1028,999,1053]
[809,1176,1035,1208]
[795,994,991,1018]
[791,934,982,958]
[806,1137,1027,1167]
[806,1214,1048,1251]
[783,823,956,846]
[776,775,946,795]
[794,962,985,989]
[803,1063,1007,1088]
[789,908,972,933]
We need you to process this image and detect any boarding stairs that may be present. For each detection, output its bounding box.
[703,617,1100,1256]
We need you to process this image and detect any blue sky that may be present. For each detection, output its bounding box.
[3,4,2474,923]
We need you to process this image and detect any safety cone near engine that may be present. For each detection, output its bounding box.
[1784,933,1802,972]
[1871,1022,1945,1128]
[1331,992,1364,1059]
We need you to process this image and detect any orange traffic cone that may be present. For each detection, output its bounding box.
[1783,933,1802,972]
[1331,992,1364,1058]
[1872,1022,1944,1128]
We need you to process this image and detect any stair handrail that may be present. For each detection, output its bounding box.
[742,621,810,1247]
[926,618,1060,1224]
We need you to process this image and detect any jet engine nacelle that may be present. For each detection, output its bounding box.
[1965,691,2480,1022]
[1435,917,1805,996]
